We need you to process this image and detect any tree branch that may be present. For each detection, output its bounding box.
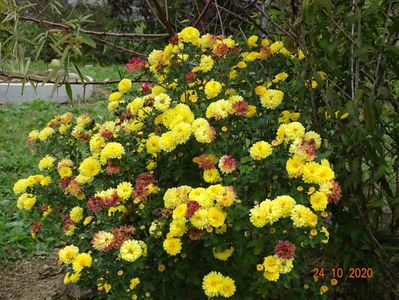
[212,2,268,35]
[255,4,297,38]
[214,0,225,36]
[193,0,213,30]
[2,14,169,39]
[0,70,149,85]
[93,37,147,57]
[147,0,175,35]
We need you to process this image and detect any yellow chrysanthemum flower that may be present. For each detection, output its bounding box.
[163,237,182,256]
[64,272,81,284]
[273,72,289,83]
[13,179,28,195]
[92,231,114,251]
[259,89,284,109]
[58,245,79,264]
[285,122,305,140]
[270,41,284,54]
[130,277,140,290]
[274,195,296,217]
[198,55,214,72]
[310,191,328,211]
[202,272,223,297]
[108,91,122,102]
[219,276,236,298]
[191,208,209,229]
[16,193,36,210]
[169,218,187,237]
[171,122,192,145]
[120,240,144,262]
[70,206,83,223]
[263,255,281,273]
[100,142,125,164]
[247,35,259,48]
[204,80,222,99]
[154,93,171,111]
[213,247,234,261]
[79,156,101,178]
[159,131,177,152]
[116,182,133,200]
[291,205,318,228]
[72,253,92,272]
[39,127,55,141]
[203,168,221,183]
[207,207,226,228]
[263,270,280,281]
[118,79,132,93]
[38,155,55,170]
[286,155,305,178]
[249,141,273,160]
[178,27,200,45]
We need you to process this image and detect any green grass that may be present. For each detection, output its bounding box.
[0,100,110,265]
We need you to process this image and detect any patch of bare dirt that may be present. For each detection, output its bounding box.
[0,255,67,300]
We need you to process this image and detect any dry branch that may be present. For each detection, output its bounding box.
[3,14,169,40]
[0,71,149,85]
[93,37,147,57]
[212,2,268,35]
[193,0,213,30]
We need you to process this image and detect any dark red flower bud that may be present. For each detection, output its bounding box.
[185,72,196,82]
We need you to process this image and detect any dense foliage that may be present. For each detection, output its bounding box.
[13,28,343,299]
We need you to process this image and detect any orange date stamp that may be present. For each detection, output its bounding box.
[312,267,374,279]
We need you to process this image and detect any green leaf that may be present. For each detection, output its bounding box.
[80,32,96,48]
[65,82,73,104]
[73,63,86,83]
[115,65,123,80]
[60,45,71,65]
[373,164,387,182]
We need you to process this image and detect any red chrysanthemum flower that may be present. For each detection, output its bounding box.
[218,155,237,174]
[213,43,230,57]
[188,228,203,241]
[260,46,271,57]
[126,57,146,72]
[87,195,103,213]
[105,162,121,175]
[186,201,201,219]
[109,225,135,249]
[208,126,217,142]
[66,179,83,197]
[274,240,296,259]
[100,129,113,139]
[185,72,196,82]
[140,82,152,94]
[38,204,50,214]
[299,138,317,160]
[328,180,342,204]
[232,101,249,116]
[31,221,41,234]
[193,154,217,170]
[169,34,179,45]
[132,172,155,200]
[59,177,70,189]
[63,213,74,232]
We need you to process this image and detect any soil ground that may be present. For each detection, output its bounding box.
[0,256,68,300]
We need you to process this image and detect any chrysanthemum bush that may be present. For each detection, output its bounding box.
[14,27,342,299]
